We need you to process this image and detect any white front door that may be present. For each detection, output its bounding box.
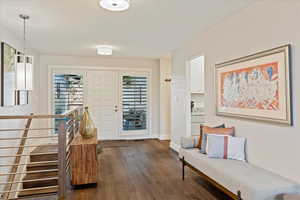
[86,71,118,140]
[86,70,150,140]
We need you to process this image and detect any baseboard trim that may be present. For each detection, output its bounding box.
[100,136,159,141]
[159,134,170,141]
[170,141,180,152]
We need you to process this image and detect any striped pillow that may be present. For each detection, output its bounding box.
[206,135,246,161]
[199,126,234,154]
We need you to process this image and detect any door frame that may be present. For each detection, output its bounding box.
[48,65,153,139]
[185,55,205,137]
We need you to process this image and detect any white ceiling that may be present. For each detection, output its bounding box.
[0,0,257,58]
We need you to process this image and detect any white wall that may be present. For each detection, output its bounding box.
[159,57,171,140]
[39,55,160,138]
[171,0,300,183]
[190,56,205,94]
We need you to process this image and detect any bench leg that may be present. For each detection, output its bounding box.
[182,156,185,181]
[237,191,242,200]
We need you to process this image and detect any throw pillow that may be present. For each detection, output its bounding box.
[198,124,225,149]
[206,134,227,158]
[199,126,234,154]
[180,136,200,149]
[206,135,246,161]
[227,136,246,161]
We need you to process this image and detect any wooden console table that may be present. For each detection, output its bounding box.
[70,129,98,186]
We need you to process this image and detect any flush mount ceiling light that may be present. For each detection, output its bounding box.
[99,0,130,11]
[97,45,113,55]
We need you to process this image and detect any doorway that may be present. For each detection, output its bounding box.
[51,69,150,140]
[186,56,205,136]
[86,70,150,140]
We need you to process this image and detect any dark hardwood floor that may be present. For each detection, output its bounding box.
[64,139,231,200]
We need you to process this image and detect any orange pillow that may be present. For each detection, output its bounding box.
[198,126,235,149]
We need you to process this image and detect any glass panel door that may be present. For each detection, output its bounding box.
[120,73,149,136]
[53,74,83,132]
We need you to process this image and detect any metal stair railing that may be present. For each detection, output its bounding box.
[0,106,83,200]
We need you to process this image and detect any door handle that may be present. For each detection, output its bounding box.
[114,109,118,112]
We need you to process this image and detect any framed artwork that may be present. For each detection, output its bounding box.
[1,42,17,106]
[216,45,292,125]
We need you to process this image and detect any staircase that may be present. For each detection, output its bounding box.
[0,107,82,199]
[18,145,59,198]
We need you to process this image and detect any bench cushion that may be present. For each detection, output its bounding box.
[179,148,300,200]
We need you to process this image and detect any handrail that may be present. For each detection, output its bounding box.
[0,136,58,140]
[0,144,58,150]
[61,108,79,117]
[0,128,55,132]
[0,106,82,120]
[0,114,65,120]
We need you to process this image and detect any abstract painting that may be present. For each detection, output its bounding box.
[1,42,17,106]
[216,45,292,125]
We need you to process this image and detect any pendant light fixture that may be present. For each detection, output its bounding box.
[15,14,34,91]
[99,0,130,11]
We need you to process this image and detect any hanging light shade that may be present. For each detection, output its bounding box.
[16,54,33,90]
[15,14,34,91]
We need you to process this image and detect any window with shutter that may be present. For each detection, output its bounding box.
[53,74,83,132]
[122,76,147,131]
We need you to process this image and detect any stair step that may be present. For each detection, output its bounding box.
[30,153,58,162]
[27,162,58,171]
[18,186,58,198]
[18,145,60,198]
[22,171,58,189]
[16,195,57,200]
[31,145,58,154]
[30,145,58,162]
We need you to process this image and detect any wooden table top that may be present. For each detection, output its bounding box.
[71,129,97,146]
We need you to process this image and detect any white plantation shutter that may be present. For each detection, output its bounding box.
[53,74,83,131]
[122,76,147,131]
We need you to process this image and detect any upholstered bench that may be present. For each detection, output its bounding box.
[179,148,300,200]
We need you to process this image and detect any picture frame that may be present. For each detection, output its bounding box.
[1,42,18,106]
[215,45,292,125]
